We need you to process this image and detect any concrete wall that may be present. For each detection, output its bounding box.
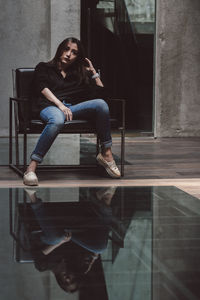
[0,0,80,137]
[0,0,50,136]
[0,0,81,165]
[50,0,80,56]
[155,0,200,137]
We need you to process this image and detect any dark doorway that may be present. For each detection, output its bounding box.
[81,0,155,132]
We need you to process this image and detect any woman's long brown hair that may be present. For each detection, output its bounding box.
[48,37,90,85]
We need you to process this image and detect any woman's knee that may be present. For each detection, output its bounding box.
[40,107,65,127]
[95,99,109,114]
[48,115,65,128]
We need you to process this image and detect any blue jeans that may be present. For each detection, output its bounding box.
[31,99,112,163]
[30,200,111,253]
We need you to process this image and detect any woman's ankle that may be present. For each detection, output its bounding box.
[26,161,38,173]
[26,168,36,173]
[101,148,113,162]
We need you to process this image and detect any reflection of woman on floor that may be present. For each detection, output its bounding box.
[25,187,116,293]
[23,37,121,186]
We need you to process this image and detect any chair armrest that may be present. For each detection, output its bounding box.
[10,97,31,131]
[10,97,29,103]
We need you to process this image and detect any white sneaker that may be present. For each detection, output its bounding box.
[96,187,117,200]
[24,188,37,197]
[96,153,121,178]
[23,171,38,186]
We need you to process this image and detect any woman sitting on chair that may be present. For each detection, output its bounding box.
[23,37,120,186]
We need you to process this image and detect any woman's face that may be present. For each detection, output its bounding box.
[60,41,78,67]
[60,271,78,292]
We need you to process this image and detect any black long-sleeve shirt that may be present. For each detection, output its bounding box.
[31,62,106,116]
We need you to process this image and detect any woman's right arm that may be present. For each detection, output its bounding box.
[42,232,72,255]
[41,88,72,121]
[34,63,72,121]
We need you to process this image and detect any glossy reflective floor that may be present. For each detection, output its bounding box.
[1,186,200,300]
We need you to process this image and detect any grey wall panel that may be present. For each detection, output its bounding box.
[155,0,200,137]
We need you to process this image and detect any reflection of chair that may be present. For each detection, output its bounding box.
[9,68,125,176]
[9,189,126,263]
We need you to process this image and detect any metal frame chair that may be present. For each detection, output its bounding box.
[9,68,125,176]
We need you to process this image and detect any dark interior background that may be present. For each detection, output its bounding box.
[81,0,154,131]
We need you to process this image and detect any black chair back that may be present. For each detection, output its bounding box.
[15,68,35,130]
[16,68,35,98]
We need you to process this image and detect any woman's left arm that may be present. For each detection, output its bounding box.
[85,58,104,87]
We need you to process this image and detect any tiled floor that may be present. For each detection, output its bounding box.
[3,136,200,178]
[1,137,200,198]
[1,186,200,300]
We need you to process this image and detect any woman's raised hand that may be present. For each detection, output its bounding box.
[85,58,103,87]
[85,58,96,75]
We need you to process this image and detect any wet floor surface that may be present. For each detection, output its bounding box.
[0,186,200,300]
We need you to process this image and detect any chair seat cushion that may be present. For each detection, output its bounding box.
[21,118,119,134]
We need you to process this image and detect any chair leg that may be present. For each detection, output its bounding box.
[9,98,24,176]
[9,100,13,165]
[15,131,19,166]
[23,133,27,173]
[96,135,100,156]
[121,128,125,177]
[13,102,20,166]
